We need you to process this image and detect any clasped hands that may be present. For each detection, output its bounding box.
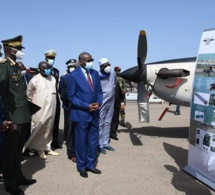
[89,103,99,112]
[0,121,17,132]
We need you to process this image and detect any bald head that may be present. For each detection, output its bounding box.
[38,61,51,69]
[78,52,92,61]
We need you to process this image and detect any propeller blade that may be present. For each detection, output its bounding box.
[138,81,149,122]
[121,30,149,123]
[137,30,147,70]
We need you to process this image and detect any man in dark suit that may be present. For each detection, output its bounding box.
[44,50,62,149]
[67,52,103,178]
[59,59,78,162]
[0,36,36,195]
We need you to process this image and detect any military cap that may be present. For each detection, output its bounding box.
[1,35,25,49]
[44,49,57,57]
[66,59,77,66]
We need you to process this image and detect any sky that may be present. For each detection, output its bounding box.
[1,0,215,74]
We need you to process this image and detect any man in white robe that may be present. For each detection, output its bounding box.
[98,58,117,154]
[24,61,60,159]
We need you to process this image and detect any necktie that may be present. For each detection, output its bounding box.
[86,71,93,91]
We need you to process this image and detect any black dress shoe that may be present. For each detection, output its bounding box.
[78,169,88,178]
[17,178,37,185]
[6,186,25,195]
[0,175,4,183]
[22,150,31,157]
[70,156,76,163]
[86,168,102,174]
[51,143,63,149]
[110,136,119,140]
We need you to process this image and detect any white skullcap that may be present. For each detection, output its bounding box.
[98,57,109,66]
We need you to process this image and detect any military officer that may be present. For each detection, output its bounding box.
[114,66,128,126]
[44,50,62,149]
[0,35,36,195]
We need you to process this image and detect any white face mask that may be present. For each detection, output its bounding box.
[85,62,93,70]
[47,59,55,66]
[69,67,75,72]
[11,49,25,60]
[104,66,111,73]
[16,51,25,60]
[21,70,26,76]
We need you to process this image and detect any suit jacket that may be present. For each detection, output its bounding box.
[59,73,71,110]
[67,67,103,122]
[0,58,31,124]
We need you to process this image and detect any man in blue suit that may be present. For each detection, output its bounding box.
[67,52,103,178]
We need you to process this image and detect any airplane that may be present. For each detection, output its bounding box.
[120,30,197,122]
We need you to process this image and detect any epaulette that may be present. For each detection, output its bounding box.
[0,58,7,64]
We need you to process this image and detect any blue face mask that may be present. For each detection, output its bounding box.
[45,68,52,76]
[47,59,55,66]
[85,62,93,70]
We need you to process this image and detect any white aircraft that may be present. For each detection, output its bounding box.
[120,30,197,122]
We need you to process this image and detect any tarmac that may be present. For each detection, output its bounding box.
[0,102,215,195]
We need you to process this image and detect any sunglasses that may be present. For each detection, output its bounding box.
[84,59,94,63]
[103,64,111,67]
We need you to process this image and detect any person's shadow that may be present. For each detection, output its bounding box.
[0,154,46,194]
[20,155,46,191]
[118,122,189,146]
[163,142,213,194]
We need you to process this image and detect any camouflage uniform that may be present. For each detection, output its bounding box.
[117,76,128,126]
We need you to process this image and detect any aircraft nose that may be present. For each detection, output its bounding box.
[120,66,147,83]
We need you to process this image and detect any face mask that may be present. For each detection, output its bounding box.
[85,62,93,70]
[47,59,55,66]
[104,66,111,73]
[11,48,25,60]
[68,67,75,72]
[16,51,25,60]
[21,70,26,76]
[44,68,52,76]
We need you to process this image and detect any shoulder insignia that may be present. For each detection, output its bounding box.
[0,58,7,64]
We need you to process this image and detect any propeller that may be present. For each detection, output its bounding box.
[121,30,149,122]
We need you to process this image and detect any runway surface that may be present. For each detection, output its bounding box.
[1,102,215,195]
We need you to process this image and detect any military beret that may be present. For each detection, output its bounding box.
[44,49,57,57]
[114,66,121,71]
[66,59,77,66]
[1,35,25,49]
